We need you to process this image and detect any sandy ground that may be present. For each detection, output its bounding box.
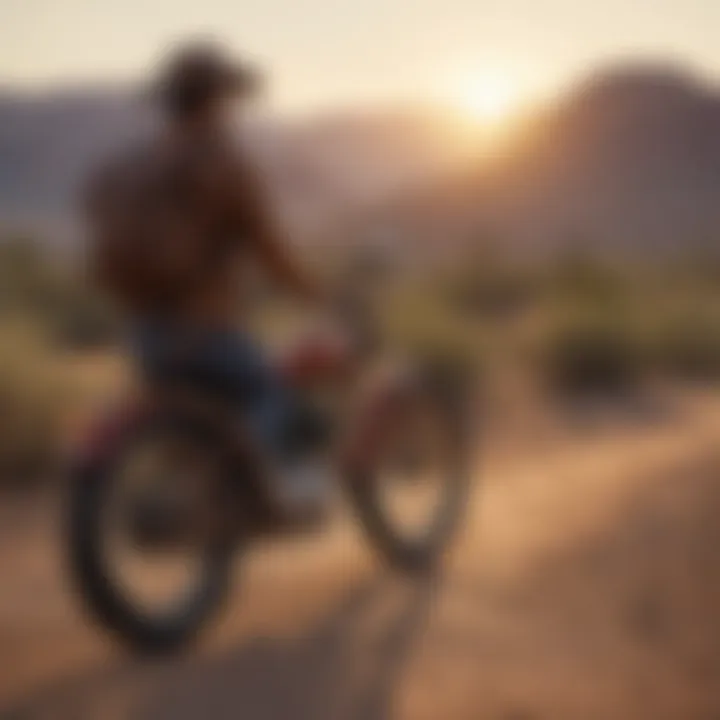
[1,395,719,720]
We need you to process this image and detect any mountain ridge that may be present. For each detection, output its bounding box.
[1,63,719,260]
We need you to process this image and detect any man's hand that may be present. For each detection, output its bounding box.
[224,146,324,305]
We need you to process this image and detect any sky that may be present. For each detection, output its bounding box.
[1,0,719,112]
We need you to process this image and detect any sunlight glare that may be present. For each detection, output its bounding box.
[450,71,519,127]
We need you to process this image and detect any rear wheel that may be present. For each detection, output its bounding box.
[348,374,473,573]
[68,411,240,655]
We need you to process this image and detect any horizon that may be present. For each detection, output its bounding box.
[0,57,717,128]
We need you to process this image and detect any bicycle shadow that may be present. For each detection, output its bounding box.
[5,573,438,720]
[139,574,437,720]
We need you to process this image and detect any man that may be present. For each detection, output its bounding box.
[85,41,327,512]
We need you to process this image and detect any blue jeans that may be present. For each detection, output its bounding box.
[132,321,289,453]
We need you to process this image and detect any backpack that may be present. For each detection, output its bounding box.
[86,144,225,312]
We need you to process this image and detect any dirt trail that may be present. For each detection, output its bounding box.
[1,397,719,720]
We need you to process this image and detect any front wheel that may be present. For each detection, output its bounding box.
[347,372,474,573]
[67,409,240,655]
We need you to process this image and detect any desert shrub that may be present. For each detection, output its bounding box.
[538,310,645,398]
[382,284,486,378]
[47,286,120,349]
[0,236,61,317]
[444,261,537,322]
[650,307,720,381]
[543,251,629,307]
[0,322,75,485]
[0,235,120,349]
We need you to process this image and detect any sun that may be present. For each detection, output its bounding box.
[449,72,519,127]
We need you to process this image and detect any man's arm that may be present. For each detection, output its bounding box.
[224,150,322,304]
